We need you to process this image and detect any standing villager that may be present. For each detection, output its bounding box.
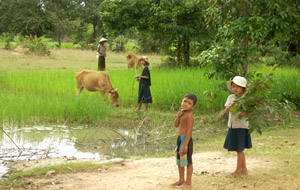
[135,56,152,111]
[223,76,252,177]
[172,93,197,188]
[97,38,108,71]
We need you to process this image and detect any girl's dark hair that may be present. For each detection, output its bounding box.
[184,93,197,105]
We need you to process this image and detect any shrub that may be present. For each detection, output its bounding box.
[23,36,50,55]
[290,55,300,69]
[1,32,14,50]
[124,39,141,53]
[107,35,126,52]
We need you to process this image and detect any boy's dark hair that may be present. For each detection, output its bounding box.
[184,93,197,105]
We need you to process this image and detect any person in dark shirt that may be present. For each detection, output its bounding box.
[135,57,152,111]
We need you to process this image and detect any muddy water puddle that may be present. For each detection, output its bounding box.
[0,125,164,177]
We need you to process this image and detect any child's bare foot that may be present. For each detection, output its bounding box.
[179,183,192,188]
[226,171,242,178]
[171,181,184,186]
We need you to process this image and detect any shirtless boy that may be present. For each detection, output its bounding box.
[172,93,197,188]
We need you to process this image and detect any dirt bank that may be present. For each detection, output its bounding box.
[17,151,272,190]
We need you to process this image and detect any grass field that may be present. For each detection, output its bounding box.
[0,48,300,126]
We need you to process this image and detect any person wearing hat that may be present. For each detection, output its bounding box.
[135,57,152,111]
[223,76,252,177]
[97,38,108,71]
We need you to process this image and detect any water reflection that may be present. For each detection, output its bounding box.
[0,125,162,177]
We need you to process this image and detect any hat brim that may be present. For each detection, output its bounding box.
[138,58,150,66]
[226,81,233,92]
[226,80,247,93]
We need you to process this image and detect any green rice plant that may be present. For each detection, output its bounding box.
[108,67,228,112]
[253,65,300,109]
[271,69,300,109]
[0,65,299,126]
[0,70,112,125]
[0,68,226,125]
[60,42,76,49]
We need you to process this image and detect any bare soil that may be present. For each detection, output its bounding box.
[16,151,272,190]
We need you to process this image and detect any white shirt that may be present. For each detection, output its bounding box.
[225,94,249,129]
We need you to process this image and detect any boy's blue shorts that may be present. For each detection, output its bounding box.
[176,135,193,167]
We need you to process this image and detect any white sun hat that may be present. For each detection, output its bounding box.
[226,76,247,92]
[99,38,108,43]
[141,56,148,60]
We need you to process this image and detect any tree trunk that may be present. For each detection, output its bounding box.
[57,28,61,48]
[288,43,297,55]
[183,41,190,65]
[297,39,300,55]
[93,23,96,39]
[177,40,182,67]
[97,16,102,37]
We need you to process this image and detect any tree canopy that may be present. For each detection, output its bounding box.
[0,0,299,68]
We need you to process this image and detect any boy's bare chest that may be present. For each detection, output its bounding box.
[178,115,188,134]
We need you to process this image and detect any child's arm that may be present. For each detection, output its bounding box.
[174,109,184,128]
[136,68,150,80]
[241,111,248,117]
[136,76,149,79]
[225,99,248,117]
[225,99,237,113]
[179,116,193,155]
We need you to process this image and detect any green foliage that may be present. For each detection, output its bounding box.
[1,32,14,49]
[23,37,50,56]
[264,45,290,67]
[198,41,249,79]
[124,39,141,53]
[231,75,295,134]
[72,21,90,44]
[101,0,208,65]
[0,0,52,37]
[290,55,300,69]
[204,0,300,77]
[108,35,126,52]
[74,41,90,50]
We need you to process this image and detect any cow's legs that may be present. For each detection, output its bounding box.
[100,91,106,101]
[76,84,84,95]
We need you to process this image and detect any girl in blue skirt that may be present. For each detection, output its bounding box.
[223,76,252,177]
[135,57,152,111]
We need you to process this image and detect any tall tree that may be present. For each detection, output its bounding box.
[0,0,52,38]
[101,0,208,65]
[79,0,104,39]
[43,0,78,47]
[201,0,300,79]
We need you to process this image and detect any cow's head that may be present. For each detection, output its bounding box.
[126,54,132,61]
[108,88,120,107]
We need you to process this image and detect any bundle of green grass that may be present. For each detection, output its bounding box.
[230,75,295,134]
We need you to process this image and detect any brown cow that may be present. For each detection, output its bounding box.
[75,70,120,107]
[126,53,142,68]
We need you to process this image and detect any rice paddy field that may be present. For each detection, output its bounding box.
[0,48,299,126]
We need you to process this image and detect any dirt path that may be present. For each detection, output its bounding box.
[28,151,271,190]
